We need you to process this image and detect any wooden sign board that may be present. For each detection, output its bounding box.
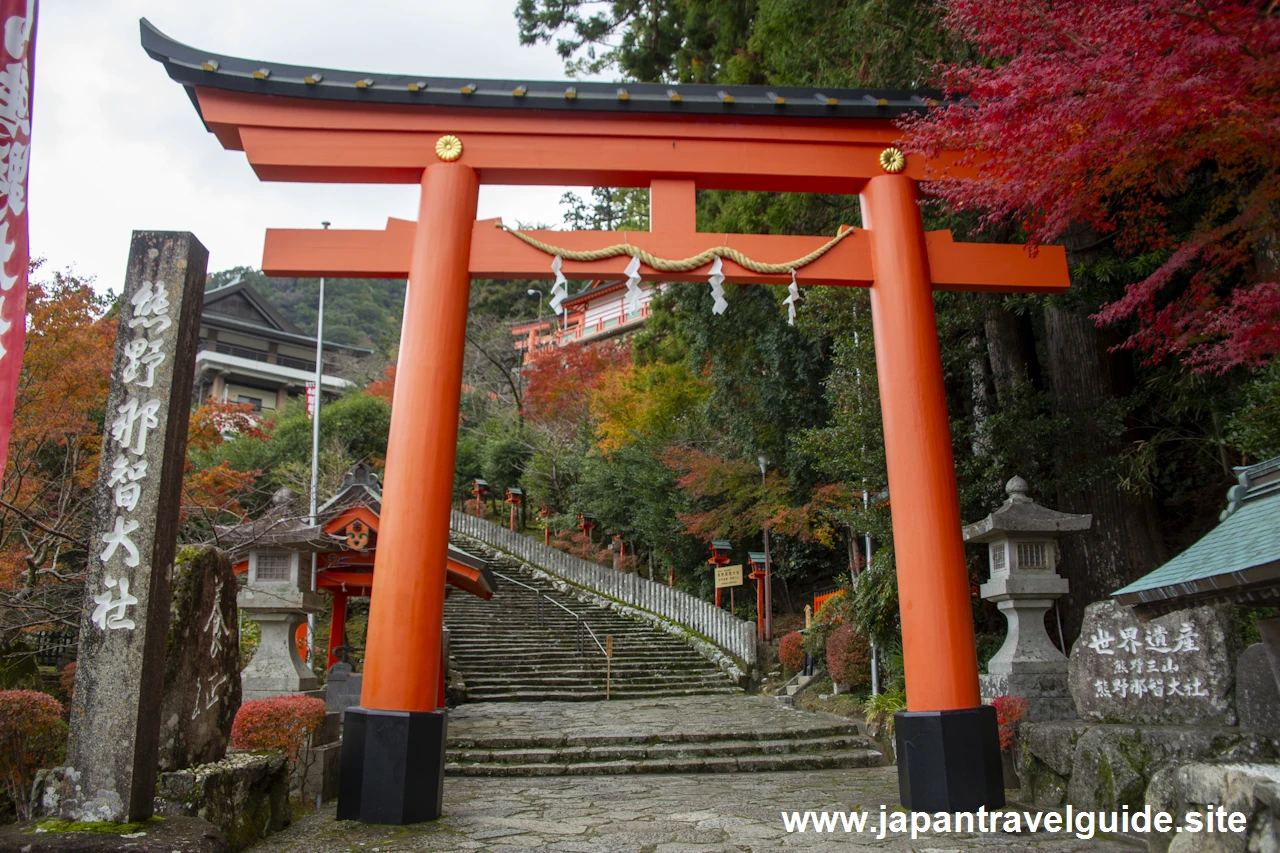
[715,564,744,589]
[605,635,614,658]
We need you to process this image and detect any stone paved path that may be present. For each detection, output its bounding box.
[252,769,1142,852]
[448,695,860,744]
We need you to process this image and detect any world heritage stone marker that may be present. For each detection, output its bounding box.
[60,232,207,823]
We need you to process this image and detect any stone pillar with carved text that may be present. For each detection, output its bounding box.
[60,232,207,823]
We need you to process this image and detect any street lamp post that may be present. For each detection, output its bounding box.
[758,453,772,642]
[526,287,545,347]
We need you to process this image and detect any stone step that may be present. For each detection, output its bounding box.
[448,734,874,764]
[464,679,733,692]
[444,749,884,777]
[463,686,742,696]
[447,721,862,749]
[455,662,724,674]
[454,669,726,681]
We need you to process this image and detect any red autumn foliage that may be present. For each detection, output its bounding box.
[903,1,1280,372]
[0,690,66,819]
[230,695,327,767]
[778,631,806,674]
[0,273,115,590]
[521,343,630,427]
[664,447,857,547]
[59,662,76,704]
[825,623,871,692]
[992,694,1028,750]
[181,399,268,528]
[365,364,396,404]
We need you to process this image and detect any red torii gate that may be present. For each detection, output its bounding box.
[143,19,1068,823]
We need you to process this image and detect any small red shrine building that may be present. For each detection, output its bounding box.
[228,464,497,669]
[511,279,663,353]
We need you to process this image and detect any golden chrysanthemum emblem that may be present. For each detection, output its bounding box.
[435,135,463,162]
[879,147,906,173]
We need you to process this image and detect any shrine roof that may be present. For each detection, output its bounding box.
[563,280,624,307]
[141,19,940,122]
[1113,457,1280,619]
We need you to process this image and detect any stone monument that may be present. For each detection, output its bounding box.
[158,546,242,771]
[238,547,324,701]
[60,232,208,822]
[965,475,1090,721]
[1069,599,1239,726]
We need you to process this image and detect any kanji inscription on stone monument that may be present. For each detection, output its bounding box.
[60,231,207,823]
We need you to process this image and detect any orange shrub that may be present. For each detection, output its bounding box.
[0,690,66,819]
[779,632,806,674]
[231,695,326,767]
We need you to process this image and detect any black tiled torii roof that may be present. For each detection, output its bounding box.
[141,18,941,122]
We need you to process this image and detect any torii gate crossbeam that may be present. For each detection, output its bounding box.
[143,18,1069,823]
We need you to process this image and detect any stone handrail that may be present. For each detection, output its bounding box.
[450,510,757,666]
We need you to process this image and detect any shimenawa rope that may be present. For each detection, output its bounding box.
[495,221,851,275]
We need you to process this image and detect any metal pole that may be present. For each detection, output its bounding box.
[867,529,880,696]
[306,221,330,669]
[758,454,772,642]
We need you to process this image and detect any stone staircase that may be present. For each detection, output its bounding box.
[444,535,739,702]
[442,695,884,777]
[446,720,883,776]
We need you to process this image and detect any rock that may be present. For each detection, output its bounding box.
[1015,720,1087,808]
[0,816,228,853]
[154,753,290,853]
[1146,762,1280,853]
[158,547,241,772]
[1015,721,1276,811]
[1237,643,1280,741]
[1069,725,1274,811]
[1068,601,1238,726]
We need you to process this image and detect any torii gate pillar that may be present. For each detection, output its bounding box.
[862,174,1002,810]
[337,162,478,824]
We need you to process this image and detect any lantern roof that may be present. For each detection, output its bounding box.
[961,476,1092,544]
[747,551,766,564]
[1113,457,1280,619]
[141,18,940,123]
[711,539,732,550]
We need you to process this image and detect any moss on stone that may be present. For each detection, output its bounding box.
[34,816,163,834]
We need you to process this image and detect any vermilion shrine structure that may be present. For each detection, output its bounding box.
[225,464,496,672]
[143,19,1070,822]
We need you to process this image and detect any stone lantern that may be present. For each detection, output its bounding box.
[963,476,1091,721]
[238,546,326,702]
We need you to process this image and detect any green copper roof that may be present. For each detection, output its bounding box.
[1112,457,1280,618]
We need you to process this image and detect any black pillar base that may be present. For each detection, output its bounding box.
[895,706,1004,813]
[337,707,446,825]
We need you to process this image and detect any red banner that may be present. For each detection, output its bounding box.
[0,0,35,472]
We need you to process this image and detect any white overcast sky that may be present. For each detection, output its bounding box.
[31,0,601,290]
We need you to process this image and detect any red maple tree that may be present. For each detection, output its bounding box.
[903,0,1280,372]
[521,342,631,427]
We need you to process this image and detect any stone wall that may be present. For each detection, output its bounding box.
[1017,721,1276,812]
[451,510,757,666]
[154,753,290,853]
